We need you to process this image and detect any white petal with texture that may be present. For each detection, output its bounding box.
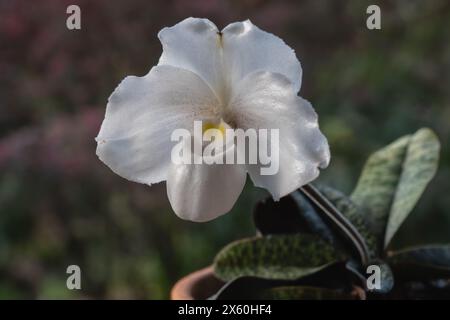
[228,71,330,200]
[96,65,219,185]
[158,17,225,101]
[222,20,302,94]
[167,144,247,222]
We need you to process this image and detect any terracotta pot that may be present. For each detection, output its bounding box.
[171,266,225,300]
[171,266,367,300]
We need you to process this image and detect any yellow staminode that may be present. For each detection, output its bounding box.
[202,121,227,137]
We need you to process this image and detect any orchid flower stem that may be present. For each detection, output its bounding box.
[299,184,370,266]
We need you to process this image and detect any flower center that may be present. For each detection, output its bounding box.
[202,121,226,137]
[200,119,234,153]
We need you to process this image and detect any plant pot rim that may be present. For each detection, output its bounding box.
[171,266,225,300]
[171,266,367,300]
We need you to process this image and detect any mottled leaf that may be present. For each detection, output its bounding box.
[211,262,362,299]
[387,245,450,280]
[290,191,337,243]
[317,185,379,257]
[352,135,410,241]
[351,128,440,248]
[213,234,346,281]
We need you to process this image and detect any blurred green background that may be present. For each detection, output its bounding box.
[0,0,449,299]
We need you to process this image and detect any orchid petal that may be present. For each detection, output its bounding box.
[158,17,224,100]
[167,144,247,222]
[228,71,330,200]
[222,20,302,93]
[96,65,219,185]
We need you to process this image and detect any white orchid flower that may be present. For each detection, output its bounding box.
[96,18,330,222]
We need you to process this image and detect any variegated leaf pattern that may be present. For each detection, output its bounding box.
[317,185,379,257]
[213,234,346,281]
[351,128,439,248]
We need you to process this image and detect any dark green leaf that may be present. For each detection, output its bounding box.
[317,186,379,257]
[213,234,346,281]
[351,128,440,248]
[387,245,450,280]
[253,195,315,235]
[253,191,335,244]
[345,259,394,294]
[211,263,360,299]
[290,191,337,243]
